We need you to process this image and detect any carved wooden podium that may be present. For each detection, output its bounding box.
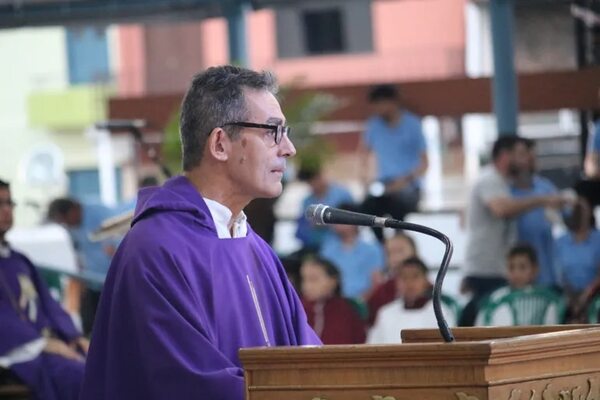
[240,325,600,400]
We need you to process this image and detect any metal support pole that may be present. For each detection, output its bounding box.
[490,0,518,136]
[226,0,250,66]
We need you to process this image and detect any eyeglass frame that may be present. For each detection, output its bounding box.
[220,122,291,146]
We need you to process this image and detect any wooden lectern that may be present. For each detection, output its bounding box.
[240,325,600,400]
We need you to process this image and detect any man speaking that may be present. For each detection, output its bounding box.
[80,65,321,400]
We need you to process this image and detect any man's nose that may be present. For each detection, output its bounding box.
[279,134,296,158]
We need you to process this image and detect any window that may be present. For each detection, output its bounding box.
[275,0,372,59]
[302,8,345,54]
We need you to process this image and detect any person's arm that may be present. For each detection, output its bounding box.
[584,125,600,179]
[0,337,47,368]
[485,194,565,219]
[411,124,429,180]
[23,255,81,343]
[357,129,376,186]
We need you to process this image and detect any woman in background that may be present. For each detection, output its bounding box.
[300,256,366,344]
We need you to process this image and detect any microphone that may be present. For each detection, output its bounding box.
[305,204,455,343]
[305,204,388,227]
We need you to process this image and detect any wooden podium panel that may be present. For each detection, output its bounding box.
[240,325,600,400]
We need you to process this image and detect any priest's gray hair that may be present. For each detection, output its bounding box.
[180,65,278,171]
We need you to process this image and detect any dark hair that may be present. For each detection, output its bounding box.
[138,175,159,188]
[179,65,278,171]
[565,197,594,232]
[400,256,429,274]
[0,179,8,190]
[491,136,518,161]
[296,166,321,182]
[368,84,399,103]
[303,255,342,296]
[47,198,80,222]
[516,137,535,149]
[507,244,538,266]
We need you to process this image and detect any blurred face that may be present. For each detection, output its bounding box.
[301,261,338,302]
[333,223,358,240]
[227,89,296,201]
[397,263,430,304]
[385,236,416,274]
[510,141,530,176]
[527,146,537,173]
[507,254,537,289]
[370,99,398,122]
[309,173,328,197]
[66,205,82,227]
[0,188,14,239]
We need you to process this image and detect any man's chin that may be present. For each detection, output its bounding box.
[260,183,283,199]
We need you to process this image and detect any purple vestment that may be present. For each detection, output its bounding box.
[0,249,84,400]
[80,176,321,400]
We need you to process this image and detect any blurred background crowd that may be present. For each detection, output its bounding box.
[1,0,600,396]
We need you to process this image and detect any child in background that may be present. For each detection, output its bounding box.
[366,232,418,325]
[367,257,455,344]
[476,244,559,326]
[300,256,366,345]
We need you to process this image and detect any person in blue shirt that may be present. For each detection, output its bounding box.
[555,197,600,319]
[319,203,385,300]
[584,112,600,180]
[48,198,114,335]
[295,166,354,251]
[359,84,428,242]
[511,138,559,288]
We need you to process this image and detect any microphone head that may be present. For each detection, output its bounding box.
[305,204,328,226]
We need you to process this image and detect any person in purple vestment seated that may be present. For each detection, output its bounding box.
[300,256,366,344]
[80,65,321,400]
[0,179,87,400]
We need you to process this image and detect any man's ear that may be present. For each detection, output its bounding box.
[206,127,231,162]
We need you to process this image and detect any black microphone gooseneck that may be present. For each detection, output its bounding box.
[305,204,455,343]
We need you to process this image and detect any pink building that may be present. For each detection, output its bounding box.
[116,0,467,96]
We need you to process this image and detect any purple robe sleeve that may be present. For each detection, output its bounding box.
[23,256,81,342]
[0,303,40,356]
[95,248,245,400]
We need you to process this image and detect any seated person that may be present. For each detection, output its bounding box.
[555,197,600,321]
[0,179,87,400]
[295,166,354,251]
[476,244,559,326]
[366,232,417,325]
[319,203,385,300]
[300,256,366,344]
[367,257,455,344]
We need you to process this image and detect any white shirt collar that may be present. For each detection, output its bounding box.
[203,198,248,239]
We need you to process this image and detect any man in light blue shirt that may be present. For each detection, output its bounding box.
[296,166,353,251]
[360,84,428,241]
[511,138,559,288]
[319,203,385,299]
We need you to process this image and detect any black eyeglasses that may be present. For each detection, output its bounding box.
[221,122,291,145]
